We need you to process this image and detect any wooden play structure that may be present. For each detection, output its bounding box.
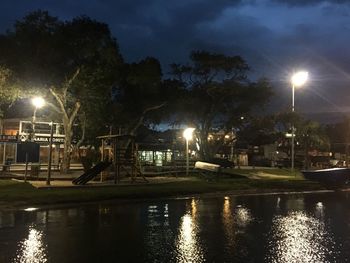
[97,134,148,184]
[73,134,148,185]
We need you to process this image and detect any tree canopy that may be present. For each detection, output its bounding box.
[0,10,123,172]
[0,66,20,119]
[112,57,181,136]
[171,50,273,159]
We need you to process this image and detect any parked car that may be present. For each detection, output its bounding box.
[276,158,303,169]
[207,158,235,168]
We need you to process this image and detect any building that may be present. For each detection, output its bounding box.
[0,118,65,166]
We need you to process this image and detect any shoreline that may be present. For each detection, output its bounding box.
[1,169,344,211]
[1,184,343,212]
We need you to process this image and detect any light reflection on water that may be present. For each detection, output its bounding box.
[13,226,47,263]
[0,193,348,262]
[222,197,235,250]
[144,203,174,261]
[175,199,204,263]
[267,211,335,263]
[315,202,324,219]
[235,205,253,228]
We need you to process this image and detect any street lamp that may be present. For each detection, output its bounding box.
[31,97,54,185]
[31,96,45,108]
[46,121,54,185]
[291,71,308,173]
[183,128,195,176]
[31,97,45,135]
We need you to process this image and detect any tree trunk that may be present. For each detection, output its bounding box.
[50,81,81,174]
[198,128,210,160]
[0,118,3,134]
[61,121,72,174]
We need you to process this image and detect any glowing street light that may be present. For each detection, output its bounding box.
[31,97,45,109]
[183,128,195,176]
[291,71,308,88]
[31,97,45,128]
[290,71,308,173]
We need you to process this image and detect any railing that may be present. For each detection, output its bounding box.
[0,163,84,173]
[19,121,65,137]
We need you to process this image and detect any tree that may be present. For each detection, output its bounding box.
[0,10,123,173]
[0,66,20,132]
[49,69,81,173]
[171,51,272,159]
[275,112,329,168]
[297,119,329,168]
[0,10,64,87]
[325,118,350,164]
[111,57,180,140]
[55,15,122,172]
[237,115,279,147]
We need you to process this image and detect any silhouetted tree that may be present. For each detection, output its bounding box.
[171,50,272,159]
[112,57,181,139]
[0,66,20,133]
[275,112,329,168]
[0,10,123,172]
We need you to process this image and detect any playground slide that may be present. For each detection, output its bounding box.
[72,161,111,185]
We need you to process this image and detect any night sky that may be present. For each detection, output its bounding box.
[1,0,350,116]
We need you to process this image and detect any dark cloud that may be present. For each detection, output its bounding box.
[272,0,350,6]
[0,0,245,63]
[1,0,350,113]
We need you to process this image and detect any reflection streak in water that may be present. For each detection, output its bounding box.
[176,213,203,263]
[191,199,197,217]
[14,226,47,263]
[268,211,333,263]
[175,198,204,262]
[236,205,252,227]
[315,202,324,219]
[276,197,281,210]
[222,197,235,250]
[144,203,173,260]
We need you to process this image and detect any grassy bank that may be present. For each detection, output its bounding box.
[228,167,303,178]
[0,170,325,209]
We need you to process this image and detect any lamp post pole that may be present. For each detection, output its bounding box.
[46,122,54,185]
[291,84,295,173]
[183,128,195,176]
[31,97,45,141]
[290,71,308,174]
[32,107,37,141]
[32,107,37,129]
[186,138,189,176]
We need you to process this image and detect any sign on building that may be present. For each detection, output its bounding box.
[16,142,40,163]
[19,121,65,144]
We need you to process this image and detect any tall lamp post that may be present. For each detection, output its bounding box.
[291,71,308,173]
[183,128,195,176]
[47,122,54,185]
[31,97,54,185]
[31,97,45,138]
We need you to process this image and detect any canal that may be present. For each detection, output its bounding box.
[1,192,349,262]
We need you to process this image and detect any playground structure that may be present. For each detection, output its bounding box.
[73,134,148,185]
[72,161,111,185]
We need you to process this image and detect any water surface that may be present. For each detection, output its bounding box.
[1,192,349,262]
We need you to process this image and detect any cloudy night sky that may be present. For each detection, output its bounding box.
[1,0,350,117]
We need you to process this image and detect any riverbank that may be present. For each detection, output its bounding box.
[0,167,331,210]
